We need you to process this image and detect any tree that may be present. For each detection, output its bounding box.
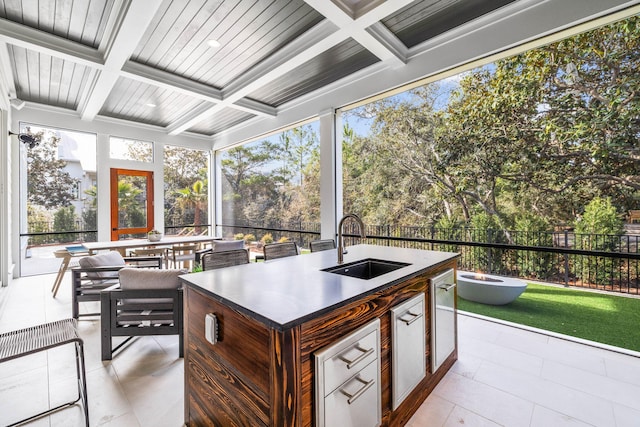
[164,146,209,228]
[175,180,207,232]
[116,179,145,228]
[53,205,77,243]
[221,142,278,225]
[574,197,624,285]
[25,127,79,209]
[341,15,640,234]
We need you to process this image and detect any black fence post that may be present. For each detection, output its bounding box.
[564,229,569,287]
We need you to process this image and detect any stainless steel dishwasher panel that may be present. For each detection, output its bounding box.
[390,293,426,410]
[430,268,456,372]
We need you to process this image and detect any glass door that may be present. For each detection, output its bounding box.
[110,168,154,240]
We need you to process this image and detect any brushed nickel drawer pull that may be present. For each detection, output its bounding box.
[438,283,456,292]
[399,311,422,325]
[340,376,375,405]
[338,345,375,369]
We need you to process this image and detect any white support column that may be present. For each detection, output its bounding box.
[212,150,221,238]
[0,108,10,285]
[154,143,165,234]
[319,109,342,241]
[95,134,111,241]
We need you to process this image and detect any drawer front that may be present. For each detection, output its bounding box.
[323,360,381,427]
[315,319,381,427]
[319,321,380,395]
[391,293,426,410]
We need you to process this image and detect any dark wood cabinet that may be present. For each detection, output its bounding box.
[183,257,457,426]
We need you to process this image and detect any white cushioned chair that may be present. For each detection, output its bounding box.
[72,251,162,319]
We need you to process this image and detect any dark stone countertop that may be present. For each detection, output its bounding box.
[180,244,458,330]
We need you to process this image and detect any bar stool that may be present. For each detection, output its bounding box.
[0,318,89,426]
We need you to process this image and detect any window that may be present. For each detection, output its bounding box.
[219,121,320,246]
[109,137,153,162]
[164,146,209,235]
[20,123,97,276]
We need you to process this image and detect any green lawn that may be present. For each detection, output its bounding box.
[457,283,640,352]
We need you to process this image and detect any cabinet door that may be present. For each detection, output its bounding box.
[391,293,426,410]
[431,268,456,372]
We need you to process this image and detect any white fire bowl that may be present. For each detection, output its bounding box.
[457,272,527,305]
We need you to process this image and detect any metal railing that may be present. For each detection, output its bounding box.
[220,222,640,294]
[218,222,321,249]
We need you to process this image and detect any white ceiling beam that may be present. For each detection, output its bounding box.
[80,0,163,120]
[213,0,640,147]
[122,61,224,103]
[167,0,416,136]
[0,17,103,67]
[304,0,411,65]
[167,20,341,135]
[0,9,276,123]
[121,61,276,117]
[0,41,17,99]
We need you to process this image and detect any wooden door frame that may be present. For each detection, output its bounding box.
[110,168,154,241]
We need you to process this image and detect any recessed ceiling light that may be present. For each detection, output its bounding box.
[207,39,220,48]
[146,103,157,108]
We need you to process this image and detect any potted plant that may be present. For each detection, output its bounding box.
[148,229,162,242]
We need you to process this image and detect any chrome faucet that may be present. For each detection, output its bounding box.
[337,213,366,264]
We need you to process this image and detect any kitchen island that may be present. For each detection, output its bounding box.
[181,244,459,426]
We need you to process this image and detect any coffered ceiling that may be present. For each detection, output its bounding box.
[0,0,638,144]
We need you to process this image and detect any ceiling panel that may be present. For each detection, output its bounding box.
[0,0,115,48]
[382,0,516,48]
[131,0,324,88]
[99,77,205,128]
[9,45,92,109]
[248,38,379,107]
[1,0,632,139]
[188,107,256,135]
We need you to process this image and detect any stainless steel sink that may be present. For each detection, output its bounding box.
[322,259,411,280]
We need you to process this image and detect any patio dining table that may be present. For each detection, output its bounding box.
[81,235,220,256]
[51,235,220,297]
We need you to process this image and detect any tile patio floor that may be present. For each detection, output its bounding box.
[1,273,639,426]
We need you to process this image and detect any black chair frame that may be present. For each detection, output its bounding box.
[71,256,163,319]
[100,286,184,361]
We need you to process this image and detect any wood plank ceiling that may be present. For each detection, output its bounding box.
[0,0,606,139]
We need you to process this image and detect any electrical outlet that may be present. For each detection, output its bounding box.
[205,313,218,344]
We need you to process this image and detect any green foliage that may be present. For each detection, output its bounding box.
[53,205,77,243]
[174,179,208,233]
[277,237,290,243]
[27,205,53,245]
[261,233,273,245]
[25,128,79,209]
[514,213,554,277]
[220,124,320,228]
[234,233,244,240]
[163,146,209,228]
[339,16,640,233]
[573,197,624,285]
[116,179,147,229]
[574,197,624,238]
[243,234,255,243]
